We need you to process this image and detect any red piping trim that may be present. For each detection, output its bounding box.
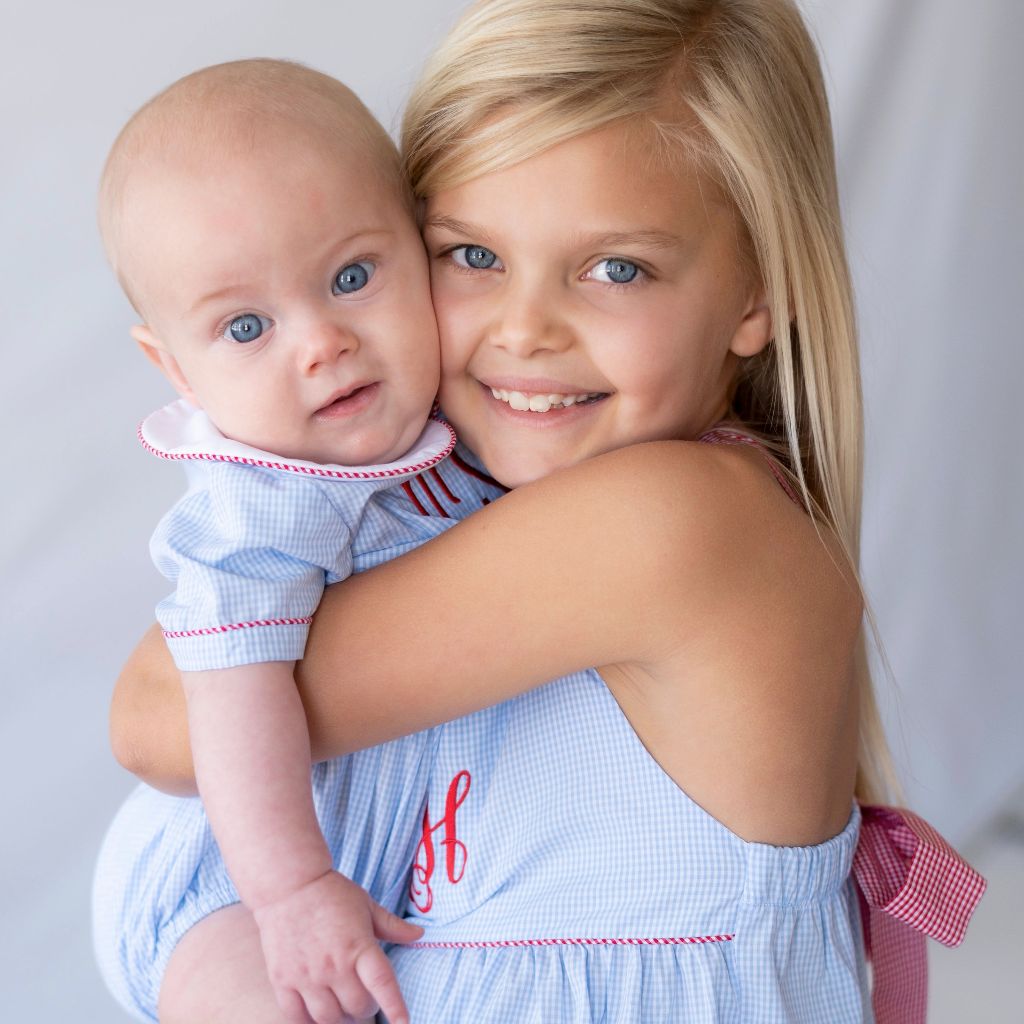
[163,617,311,639]
[138,420,457,481]
[409,934,734,949]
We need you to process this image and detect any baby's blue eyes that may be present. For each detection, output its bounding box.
[218,262,375,342]
[589,258,640,285]
[333,261,376,294]
[224,313,272,343]
[451,245,501,270]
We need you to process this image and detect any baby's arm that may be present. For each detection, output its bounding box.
[185,662,418,1024]
[145,462,420,1020]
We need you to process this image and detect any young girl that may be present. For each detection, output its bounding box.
[98,1,984,1021]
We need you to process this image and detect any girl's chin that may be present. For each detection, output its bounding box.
[469,443,579,490]
[443,388,607,487]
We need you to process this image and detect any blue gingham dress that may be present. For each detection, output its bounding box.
[391,677,869,1023]
[94,433,871,1023]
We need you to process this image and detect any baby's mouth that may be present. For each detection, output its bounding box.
[487,387,608,413]
[314,382,378,418]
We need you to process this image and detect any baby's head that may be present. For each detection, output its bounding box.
[100,59,439,466]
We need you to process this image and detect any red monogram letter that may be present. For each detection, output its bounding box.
[410,770,471,912]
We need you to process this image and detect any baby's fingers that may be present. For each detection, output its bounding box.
[354,943,410,1024]
[300,984,345,1024]
[273,986,316,1024]
[369,901,424,945]
[329,966,380,1022]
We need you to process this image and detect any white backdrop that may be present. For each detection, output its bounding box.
[1,2,1019,1020]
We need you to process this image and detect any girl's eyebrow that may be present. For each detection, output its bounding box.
[571,229,685,252]
[424,214,684,253]
[422,214,494,243]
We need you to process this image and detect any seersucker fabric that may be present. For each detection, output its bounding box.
[93,432,877,1023]
[140,399,457,670]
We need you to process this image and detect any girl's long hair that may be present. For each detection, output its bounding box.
[403,0,894,802]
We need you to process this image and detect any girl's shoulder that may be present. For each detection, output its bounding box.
[562,437,860,621]
[567,439,863,845]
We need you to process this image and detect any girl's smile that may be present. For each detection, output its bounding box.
[424,118,772,489]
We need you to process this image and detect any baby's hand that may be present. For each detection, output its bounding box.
[253,870,423,1024]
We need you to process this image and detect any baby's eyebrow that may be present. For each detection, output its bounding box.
[188,284,248,317]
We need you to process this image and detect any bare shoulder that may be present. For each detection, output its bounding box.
[558,439,861,633]
[585,440,864,846]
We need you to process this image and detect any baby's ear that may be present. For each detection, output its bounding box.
[131,325,198,405]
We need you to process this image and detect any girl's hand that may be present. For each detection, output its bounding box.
[252,870,423,1024]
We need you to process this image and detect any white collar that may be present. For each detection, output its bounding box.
[138,399,456,481]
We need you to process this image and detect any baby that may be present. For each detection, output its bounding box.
[98,59,449,1024]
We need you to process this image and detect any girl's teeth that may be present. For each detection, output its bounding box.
[488,387,598,411]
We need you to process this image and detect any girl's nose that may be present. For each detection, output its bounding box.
[300,320,358,373]
[488,277,574,358]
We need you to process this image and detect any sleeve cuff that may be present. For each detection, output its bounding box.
[164,619,311,671]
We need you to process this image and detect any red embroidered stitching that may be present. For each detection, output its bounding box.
[162,617,311,639]
[449,451,508,492]
[410,770,471,913]
[429,466,460,505]
[401,480,430,517]
[416,474,449,518]
[409,935,734,949]
[138,420,457,481]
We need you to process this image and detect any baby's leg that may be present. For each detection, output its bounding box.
[159,905,283,1023]
[159,905,376,1024]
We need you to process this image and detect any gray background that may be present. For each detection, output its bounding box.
[2,1,1019,1020]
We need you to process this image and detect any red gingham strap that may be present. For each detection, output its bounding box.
[854,803,987,1024]
[696,426,803,507]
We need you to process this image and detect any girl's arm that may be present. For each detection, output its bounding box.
[112,441,833,791]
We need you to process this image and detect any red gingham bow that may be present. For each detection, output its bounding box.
[853,803,987,1024]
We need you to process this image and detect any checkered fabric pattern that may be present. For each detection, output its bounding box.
[93,437,507,1023]
[95,424,985,1023]
[388,672,871,1023]
[854,804,987,1024]
[143,402,456,671]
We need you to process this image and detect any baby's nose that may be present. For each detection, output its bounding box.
[300,321,358,370]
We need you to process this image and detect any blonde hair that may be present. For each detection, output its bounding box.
[99,58,407,310]
[403,0,894,802]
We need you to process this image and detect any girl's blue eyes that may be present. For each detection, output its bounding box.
[333,261,376,294]
[589,258,640,285]
[224,313,272,343]
[451,245,501,270]
[448,246,643,287]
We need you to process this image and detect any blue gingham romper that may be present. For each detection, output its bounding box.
[93,406,505,1020]
[139,399,459,671]
[94,428,871,1023]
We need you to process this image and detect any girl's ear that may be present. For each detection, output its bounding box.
[131,324,199,405]
[729,288,773,359]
